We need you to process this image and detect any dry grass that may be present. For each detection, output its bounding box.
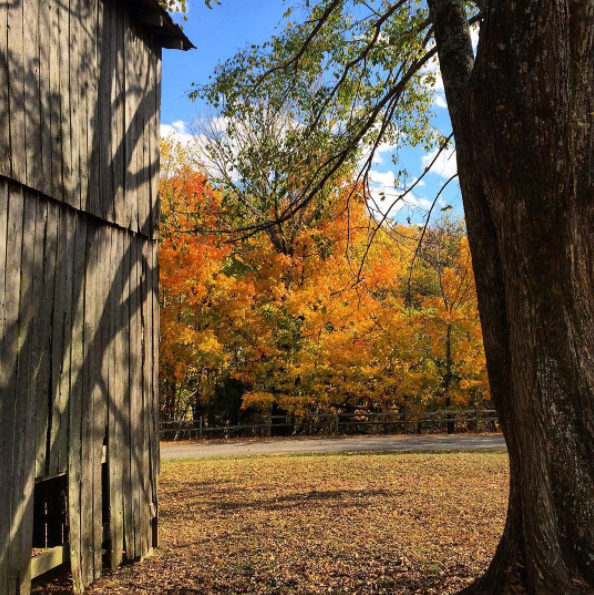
[38,451,509,594]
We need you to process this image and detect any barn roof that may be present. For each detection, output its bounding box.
[127,0,196,50]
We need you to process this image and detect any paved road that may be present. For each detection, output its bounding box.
[161,434,506,460]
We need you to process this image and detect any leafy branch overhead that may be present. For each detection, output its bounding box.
[193,0,480,236]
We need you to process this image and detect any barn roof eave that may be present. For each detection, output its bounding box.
[128,0,196,51]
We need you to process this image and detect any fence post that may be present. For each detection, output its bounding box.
[199,415,203,439]
[334,413,339,435]
[267,409,272,437]
[475,406,480,434]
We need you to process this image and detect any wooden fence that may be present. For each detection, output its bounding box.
[161,409,499,441]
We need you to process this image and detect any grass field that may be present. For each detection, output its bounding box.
[38,451,508,594]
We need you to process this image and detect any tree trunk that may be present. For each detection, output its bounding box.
[428,0,594,593]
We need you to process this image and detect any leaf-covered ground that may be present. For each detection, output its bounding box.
[37,451,508,594]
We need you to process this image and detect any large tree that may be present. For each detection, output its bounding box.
[194,0,594,592]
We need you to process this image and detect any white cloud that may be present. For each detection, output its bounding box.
[160,120,194,146]
[421,147,457,178]
[367,169,432,219]
[434,94,448,109]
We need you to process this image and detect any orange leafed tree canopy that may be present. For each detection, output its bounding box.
[159,137,488,424]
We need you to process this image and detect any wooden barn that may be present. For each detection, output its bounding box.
[0,1,193,593]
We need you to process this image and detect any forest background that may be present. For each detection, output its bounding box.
[158,135,489,427]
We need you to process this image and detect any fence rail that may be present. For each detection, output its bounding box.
[160,409,499,442]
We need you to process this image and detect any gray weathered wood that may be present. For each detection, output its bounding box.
[35,203,58,477]
[0,180,11,594]
[130,237,142,558]
[31,546,70,580]
[58,0,73,205]
[7,0,25,184]
[49,0,63,201]
[68,214,88,595]
[13,190,41,595]
[23,0,42,191]
[2,183,24,592]
[108,228,124,569]
[0,1,187,589]
[121,232,134,560]
[0,2,9,177]
[57,211,76,474]
[79,223,95,587]
[38,0,52,197]
[70,0,82,209]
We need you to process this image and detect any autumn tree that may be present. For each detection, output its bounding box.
[197,0,594,592]
[159,136,487,426]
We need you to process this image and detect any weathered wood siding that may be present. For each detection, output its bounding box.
[0,0,165,593]
[0,0,162,237]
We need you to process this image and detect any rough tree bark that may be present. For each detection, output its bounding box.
[427,0,594,593]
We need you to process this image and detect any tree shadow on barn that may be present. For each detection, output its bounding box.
[0,0,165,593]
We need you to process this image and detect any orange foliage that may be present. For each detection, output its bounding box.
[158,138,488,422]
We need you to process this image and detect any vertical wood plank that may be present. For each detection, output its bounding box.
[97,0,113,223]
[68,213,87,595]
[121,231,134,560]
[48,208,65,477]
[23,0,42,191]
[70,0,82,209]
[138,32,150,238]
[152,45,162,239]
[123,9,136,232]
[112,4,125,227]
[38,0,52,196]
[87,0,101,218]
[13,189,40,595]
[16,196,48,595]
[58,0,73,204]
[7,0,25,184]
[108,227,124,568]
[57,210,75,473]
[79,0,97,217]
[1,183,24,593]
[92,227,108,578]
[0,1,9,176]
[49,0,62,201]
[141,238,152,554]
[0,180,11,594]
[146,238,158,533]
[151,240,161,479]
[147,41,156,238]
[35,202,58,477]
[80,222,97,587]
[130,236,142,557]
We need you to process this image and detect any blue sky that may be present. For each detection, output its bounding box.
[161,1,463,222]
